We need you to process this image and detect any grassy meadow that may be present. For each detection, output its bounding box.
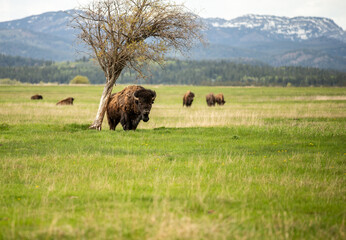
[0,85,345,239]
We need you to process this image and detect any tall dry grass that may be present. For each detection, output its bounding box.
[1,98,345,129]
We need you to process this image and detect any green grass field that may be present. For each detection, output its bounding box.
[0,85,345,239]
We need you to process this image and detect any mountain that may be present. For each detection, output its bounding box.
[206,15,345,43]
[193,15,346,70]
[0,11,345,71]
[0,10,78,61]
[0,10,75,39]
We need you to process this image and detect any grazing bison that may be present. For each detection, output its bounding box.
[206,93,216,106]
[183,91,195,107]
[31,94,43,100]
[56,97,74,105]
[215,93,226,105]
[106,85,156,131]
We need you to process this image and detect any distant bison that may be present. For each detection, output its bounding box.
[183,91,195,107]
[56,97,74,105]
[215,93,225,105]
[31,94,43,100]
[106,85,156,131]
[206,93,216,106]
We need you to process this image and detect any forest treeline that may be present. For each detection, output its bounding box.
[0,58,345,86]
[0,54,54,67]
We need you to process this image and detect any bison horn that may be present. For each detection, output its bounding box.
[151,90,156,101]
[133,91,139,101]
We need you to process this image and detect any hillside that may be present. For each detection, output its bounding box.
[0,11,345,71]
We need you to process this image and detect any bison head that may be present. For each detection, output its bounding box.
[133,89,156,122]
[186,91,195,105]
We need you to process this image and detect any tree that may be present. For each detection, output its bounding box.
[72,0,205,130]
[70,75,90,84]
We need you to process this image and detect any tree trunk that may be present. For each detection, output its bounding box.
[89,70,122,130]
[88,80,114,130]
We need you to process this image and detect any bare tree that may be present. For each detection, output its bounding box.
[72,0,205,130]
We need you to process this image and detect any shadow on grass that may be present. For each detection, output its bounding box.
[61,125,181,133]
[62,123,91,132]
[0,123,10,131]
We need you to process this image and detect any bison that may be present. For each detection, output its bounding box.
[56,97,74,105]
[106,85,156,131]
[31,94,43,100]
[183,91,195,107]
[206,93,216,106]
[215,93,225,105]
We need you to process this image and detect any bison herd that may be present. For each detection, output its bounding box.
[206,93,225,106]
[184,91,226,107]
[31,95,74,105]
[30,85,226,131]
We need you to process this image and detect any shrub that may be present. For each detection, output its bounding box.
[0,78,20,85]
[70,75,90,84]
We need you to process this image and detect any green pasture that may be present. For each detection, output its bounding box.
[0,85,345,239]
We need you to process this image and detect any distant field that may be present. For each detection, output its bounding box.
[0,85,345,239]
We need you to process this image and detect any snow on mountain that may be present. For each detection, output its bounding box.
[207,14,346,42]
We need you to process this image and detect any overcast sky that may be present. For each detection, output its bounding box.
[1,0,345,29]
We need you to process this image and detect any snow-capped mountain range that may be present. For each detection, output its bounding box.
[207,14,345,42]
[0,11,345,70]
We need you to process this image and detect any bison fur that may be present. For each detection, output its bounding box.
[106,85,156,131]
[206,93,216,106]
[56,97,74,105]
[31,94,43,100]
[183,91,195,107]
[215,93,225,105]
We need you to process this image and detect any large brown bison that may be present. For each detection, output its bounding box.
[183,91,195,107]
[31,94,43,100]
[206,93,216,106]
[106,85,156,131]
[56,97,74,105]
[215,93,226,105]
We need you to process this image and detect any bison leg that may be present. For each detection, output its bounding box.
[120,114,142,131]
[108,117,120,130]
[122,123,131,130]
[106,111,120,130]
[120,113,132,131]
[130,115,142,130]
